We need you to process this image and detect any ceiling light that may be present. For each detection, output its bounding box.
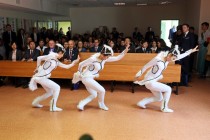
[114,2,125,6]
[160,1,172,5]
[137,3,147,6]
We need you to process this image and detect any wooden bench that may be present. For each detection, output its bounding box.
[0,53,181,94]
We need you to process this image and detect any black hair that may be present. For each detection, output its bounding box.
[182,23,190,28]
[101,46,112,56]
[201,22,209,28]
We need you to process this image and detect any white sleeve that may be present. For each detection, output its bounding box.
[36,55,49,68]
[174,49,192,61]
[135,57,158,77]
[57,62,75,69]
[106,50,126,62]
[78,57,94,72]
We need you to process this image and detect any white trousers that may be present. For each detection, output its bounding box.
[81,77,106,106]
[141,81,172,109]
[34,77,60,107]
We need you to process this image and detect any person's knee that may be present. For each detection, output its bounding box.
[145,82,154,89]
[91,93,97,98]
[53,84,60,93]
[165,86,172,93]
[98,87,105,95]
[155,95,163,101]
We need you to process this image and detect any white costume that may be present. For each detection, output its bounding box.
[29,52,78,112]
[73,45,127,111]
[134,46,194,113]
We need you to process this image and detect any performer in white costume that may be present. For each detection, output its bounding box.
[29,50,80,112]
[134,45,198,113]
[73,44,129,111]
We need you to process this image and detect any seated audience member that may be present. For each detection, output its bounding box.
[120,37,135,53]
[36,39,47,55]
[83,41,90,52]
[136,40,151,53]
[63,40,79,63]
[77,41,87,52]
[63,41,69,51]
[26,37,33,50]
[63,40,79,90]
[89,39,103,52]
[9,42,22,61]
[108,39,118,53]
[150,40,161,53]
[22,41,40,88]
[22,41,40,62]
[8,42,23,87]
[88,37,94,48]
[157,39,171,51]
[43,40,61,55]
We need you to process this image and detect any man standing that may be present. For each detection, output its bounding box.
[2,24,16,59]
[180,24,195,86]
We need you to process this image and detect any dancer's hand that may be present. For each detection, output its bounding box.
[192,46,199,53]
[125,44,130,53]
[72,55,80,64]
[134,77,138,82]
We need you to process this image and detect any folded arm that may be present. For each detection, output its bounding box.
[135,57,159,78]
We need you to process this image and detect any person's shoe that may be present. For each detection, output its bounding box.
[50,99,62,112]
[22,84,28,89]
[98,102,109,111]
[32,97,43,108]
[15,84,21,88]
[77,101,85,111]
[137,101,146,109]
[50,107,63,112]
[161,108,174,113]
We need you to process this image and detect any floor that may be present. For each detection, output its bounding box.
[0,77,210,140]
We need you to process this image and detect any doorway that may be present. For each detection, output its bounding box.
[160,20,179,47]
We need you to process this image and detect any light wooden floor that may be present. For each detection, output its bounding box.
[0,77,210,140]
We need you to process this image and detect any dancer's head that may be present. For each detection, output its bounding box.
[99,44,113,60]
[166,45,180,61]
[57,49,64,59]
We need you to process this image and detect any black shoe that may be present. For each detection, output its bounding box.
[22,84,28,89]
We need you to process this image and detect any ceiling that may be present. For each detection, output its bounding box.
[53,0,186,7]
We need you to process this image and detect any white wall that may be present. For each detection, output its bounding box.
[0,0,69,16]
[186,0,201,34]
[69,3,187,36]
[0,8,52,20]
[199,0,210,25]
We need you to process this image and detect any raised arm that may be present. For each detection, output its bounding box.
[106,45,129,62]
[174,46,199,61]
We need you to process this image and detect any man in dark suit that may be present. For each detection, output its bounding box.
[66,27,72,40]
[22,41,40,61]
[120,37,136,53]
[22,41,40,88]
[89,39,103,52]
[63,40,79,90]
[145,27,155,43]
[180,24,195,86]
[63,40,79,62]
[136,41,151,53]
[2,24,17,59]
[43,40,61,55]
